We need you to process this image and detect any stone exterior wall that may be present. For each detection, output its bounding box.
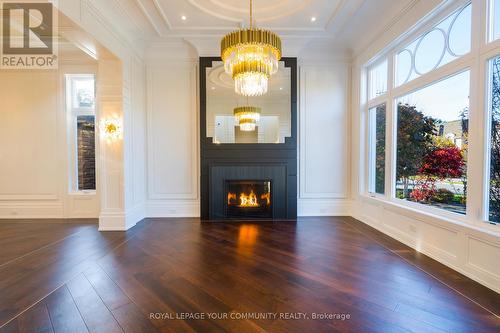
[77,116,96,190]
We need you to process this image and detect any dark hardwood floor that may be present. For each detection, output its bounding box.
[0,217,498,333]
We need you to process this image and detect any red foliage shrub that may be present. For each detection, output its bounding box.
[410,177,437,202]
[419,147,464,179]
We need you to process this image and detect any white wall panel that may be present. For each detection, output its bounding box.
[0,72,60,200]
[146,62,199,216]
[467,237,500,281]
[0,68,99,219]
[298,64,350,216]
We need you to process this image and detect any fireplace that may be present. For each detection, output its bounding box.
[200,57,297,220]
[225,180,272,219]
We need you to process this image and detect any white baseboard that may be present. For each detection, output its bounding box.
[98,211,127,231]
[125,203,146,229]
[298,198,352,216]
[146,200,200,217]
[0,201,64,219]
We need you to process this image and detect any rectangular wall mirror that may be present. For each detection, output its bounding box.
[206,60,291,144]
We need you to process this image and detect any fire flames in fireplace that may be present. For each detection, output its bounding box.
[225,180,272,218]
[239,190,259,207]
[227,189,271,208]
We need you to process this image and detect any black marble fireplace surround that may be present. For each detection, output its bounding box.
[200,57,297,220]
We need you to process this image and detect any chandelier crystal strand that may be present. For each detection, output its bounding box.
[221,0,282,97]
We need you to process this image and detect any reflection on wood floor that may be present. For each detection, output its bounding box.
[0,217,498,332]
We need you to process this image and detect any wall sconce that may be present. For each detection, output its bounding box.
[100,118,123,142]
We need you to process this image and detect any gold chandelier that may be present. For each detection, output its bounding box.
[234,106,261,131]
[221,0,282,97]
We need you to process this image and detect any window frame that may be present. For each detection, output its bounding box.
[367,58,389,100]
[361,0,500,232]
[65,74,97,194]
[368,103,388,196]
[483,50,500,226]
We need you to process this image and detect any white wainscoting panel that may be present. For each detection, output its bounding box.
[146,62,199,216]
[0,72,60,202]
[298,64,350,215]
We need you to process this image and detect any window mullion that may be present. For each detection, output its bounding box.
[367,95,388,109]
[464,0,486,224]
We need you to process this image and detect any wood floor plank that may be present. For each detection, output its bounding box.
[66,273,123,333]
[0,224,92,267]
[44,286,88,333]
[83,265,131,311]
[17,302,53,333]
[111,302,160,333]
[0,319,19,333]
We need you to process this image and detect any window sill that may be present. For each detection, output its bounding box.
[69,191,97,197]
[358,194,500,238]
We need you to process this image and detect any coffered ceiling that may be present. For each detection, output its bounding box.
[89,0,418,56]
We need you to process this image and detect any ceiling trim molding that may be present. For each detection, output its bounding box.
[324,0,350,30]
[84,0,146,60]
[250,0,314,23]
[168,26,326,33]
[152,0,172,30]
[185,0,318,25]
[351,0,421,61]
[186,0,243,24]
[327,0,366,38]
[106,0,145,36]
[134,0,163,37]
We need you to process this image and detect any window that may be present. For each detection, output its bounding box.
[488,56,500,223]
[368,104,386,195]
[362,1,500,228]
[395,71,469,214]
[66,74,96,192]
[491,0,500,41]
[395,4,471,87]
[368,59,388,99]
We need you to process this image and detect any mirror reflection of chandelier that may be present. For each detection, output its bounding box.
[234,106,261,132]
[239,118,257,132]
[221,0,282,97]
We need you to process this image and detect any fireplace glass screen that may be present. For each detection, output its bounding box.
[225,180,272,218]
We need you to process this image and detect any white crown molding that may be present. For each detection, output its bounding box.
[152,0,172,30]
[350,0,424,62]
[324,0,362,33]
[183,35,327,57]
[133,0,163,37]
[82,0,147,60]
[145,39,198,62]
[186,0,243,24]
[104,0,147,36]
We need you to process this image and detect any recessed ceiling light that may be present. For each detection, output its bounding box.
[279,87,283,90]
[311,17,317,22]
[181,15,187,21]
[211,86,216,90]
